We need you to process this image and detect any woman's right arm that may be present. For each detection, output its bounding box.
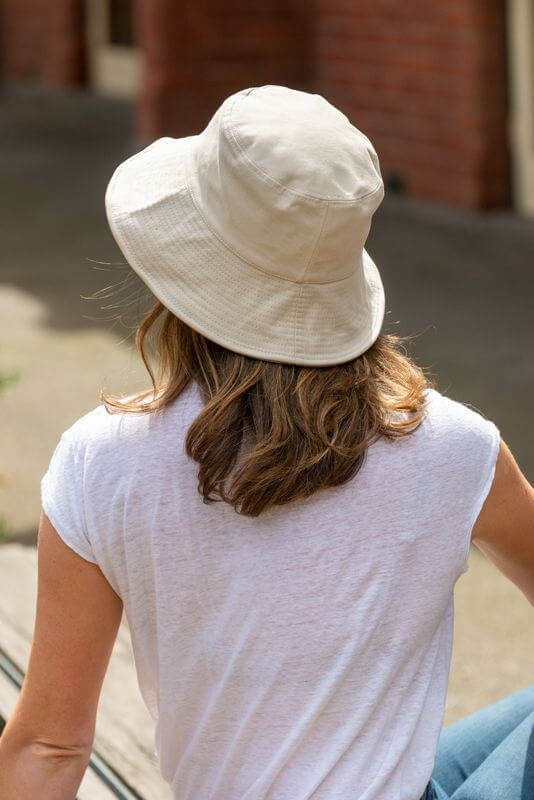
[472,439,534,606]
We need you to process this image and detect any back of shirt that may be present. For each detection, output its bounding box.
[41,384,500,800]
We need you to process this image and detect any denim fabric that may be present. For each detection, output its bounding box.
[418,684,534,800]
[419,783,438,800]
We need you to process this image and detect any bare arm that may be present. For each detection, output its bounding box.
[0,512,123,800]
[472,438,534,606]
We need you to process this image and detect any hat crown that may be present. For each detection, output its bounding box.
[220,85,380,201]
[105,84,386,366]
[189,85,384,284]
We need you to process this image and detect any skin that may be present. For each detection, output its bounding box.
[0,439,532,799]
[472,439,534,606]
[0,511,123,800]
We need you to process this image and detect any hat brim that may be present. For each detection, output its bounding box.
[105,136,385,367]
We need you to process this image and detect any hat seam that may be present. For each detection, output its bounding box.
[139,264,368,361]
[107,134,379,286]
[107,209,296,358]
[294,283,305,359]
[293,284,303,359]
[183,170,360,287]
[225,94,384,205]
[108,207,383,363]
[300,202,331,283]
[110,191,184,220]
[110,192,362,288]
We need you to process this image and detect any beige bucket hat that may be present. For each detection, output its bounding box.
[105,84,385,366]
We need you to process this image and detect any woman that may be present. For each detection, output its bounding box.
[0,85,532,800]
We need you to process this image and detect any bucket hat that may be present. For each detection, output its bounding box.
[105,84,385,366]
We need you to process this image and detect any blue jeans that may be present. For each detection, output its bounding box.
[420,684,534,799]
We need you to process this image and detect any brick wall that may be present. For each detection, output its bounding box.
[1,0,44,79]
[0,0,85,87]
[136,0,312,139]
[0,0,509,209]
[315,0,510,208]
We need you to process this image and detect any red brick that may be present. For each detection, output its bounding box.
[1,0,85,86]
[316,0,509,209]
[1,0,509,210]
[136,0,312,140]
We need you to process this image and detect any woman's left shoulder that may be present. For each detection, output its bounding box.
[60,400,150,456]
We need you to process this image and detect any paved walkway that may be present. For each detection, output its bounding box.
[1,81,532,723]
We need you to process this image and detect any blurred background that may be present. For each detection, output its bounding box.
[0,0,533,731]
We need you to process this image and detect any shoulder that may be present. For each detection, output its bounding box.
[58,400,155,463]
[61,403,129,444]
[423,388,499,438]
[63,403,116,440]
[57,381,202,460]
[418,388,501,471]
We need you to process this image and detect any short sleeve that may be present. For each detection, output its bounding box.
[424,390,502,578]
[40,429,98,564]
[457,414,501,576]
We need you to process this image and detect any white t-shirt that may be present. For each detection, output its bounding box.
[41,384,500,800]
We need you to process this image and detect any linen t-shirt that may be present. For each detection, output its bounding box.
[40,384,500,800]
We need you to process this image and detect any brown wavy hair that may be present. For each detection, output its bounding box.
[101,301,434,517]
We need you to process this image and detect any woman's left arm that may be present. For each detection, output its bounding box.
[0,511,123,800]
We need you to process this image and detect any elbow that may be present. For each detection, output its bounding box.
[28,738,92,762]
